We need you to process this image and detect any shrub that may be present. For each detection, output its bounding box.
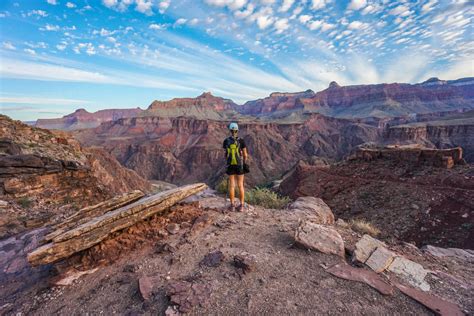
[349,219,381,237]
[245,187,291,209]
[215,179,291,209]
[18,197,32,208]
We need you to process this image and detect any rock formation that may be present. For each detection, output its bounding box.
[35,108,143,130]
[0,114,152,239]
[73,114,380,186]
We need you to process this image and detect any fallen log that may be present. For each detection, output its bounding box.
[45,190,145,242]
[28,183,207,266]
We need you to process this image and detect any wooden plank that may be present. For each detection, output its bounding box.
[45,190,145,242]
[27,183,207,266]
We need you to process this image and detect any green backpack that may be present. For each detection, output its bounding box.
[225,137,242,166]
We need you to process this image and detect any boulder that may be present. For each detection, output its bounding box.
[352,234,386,264]
[388,256,430,291]
[365,247,396,273]
[294,221,345,257]
[289,197,335,225]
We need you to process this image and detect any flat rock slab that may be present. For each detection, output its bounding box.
[365,247,395,273]
[295,221,345,257]
[353,234,386,264]
[423,245,474,263]
[52,268,98,286]
[388,256,430,292]
[326,264,394,296]
[394,282,464,316]
[288,197,335,225]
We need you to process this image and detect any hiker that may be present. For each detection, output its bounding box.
[223,122,249,212]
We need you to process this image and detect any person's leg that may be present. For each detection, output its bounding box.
[228,175,236,206]
[237,174,245,206]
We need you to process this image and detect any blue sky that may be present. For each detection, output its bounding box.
[0,0,472,121]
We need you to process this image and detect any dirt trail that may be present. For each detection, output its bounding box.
[1,195,472,315]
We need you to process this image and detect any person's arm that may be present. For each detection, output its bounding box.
[240,139,249,162]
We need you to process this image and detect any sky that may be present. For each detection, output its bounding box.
[0,0,472,121]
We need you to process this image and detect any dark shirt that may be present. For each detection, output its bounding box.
[222,136,246,151]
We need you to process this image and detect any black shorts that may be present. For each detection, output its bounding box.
[226,165,244,175]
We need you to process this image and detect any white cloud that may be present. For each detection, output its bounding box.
[159,0,170,13]
[421,0,437,13]
[0,96,91,105]
[39,24,60,31]
[257,15,274,29]
[234,3,254,18]
[279,0,294,12]
[274,18,289,34]
[347,21,369,30]
[66,2,76,8]
[47,0,58,4]
[308,20,322,30]
[56,42,67,50]
[149,23,167,30]
[102,0,117,8]
[321,22,335,32]
[135,0,153,15]
[311,0,331,10]
[347,0,366,10]
[174,18,187,26]
[28,10,48,17]
[2,42,16,50]
[389,5,411,17]
[204,0,247,11]
[299,14,311,24]
[24,48,36,55]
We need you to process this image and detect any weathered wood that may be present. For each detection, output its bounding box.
[27,183,207,266]
[45,190,145,242]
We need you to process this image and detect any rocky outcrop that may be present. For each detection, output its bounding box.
[0,115,152,239]
[73,114,380,187]
[279,155,474,249]
[384,111,474,162]
[147,92,239,120]
[349,146,466,168]
[35,108,143,130]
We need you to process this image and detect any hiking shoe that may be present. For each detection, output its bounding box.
[238,203,246,212]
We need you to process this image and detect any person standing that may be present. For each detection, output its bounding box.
[223,122,249,212]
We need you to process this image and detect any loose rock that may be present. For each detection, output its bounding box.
[295,221,345,257]
[388,256,430,292]
[200,250,224,267]
[166,280,211,313]
[352,234,386,264]
[233,253,257,274]
[365,247,396,273]
[289,197,335,225]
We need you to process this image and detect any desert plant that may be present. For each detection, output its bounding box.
[18,197,32,208]
[215,179,291,209]
[349,219,381,237]
[245,187,291,209]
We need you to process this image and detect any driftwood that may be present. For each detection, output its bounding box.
[28,183,207,266]
[45,190,145,242]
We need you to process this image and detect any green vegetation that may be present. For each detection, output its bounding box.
[215,178,291,209]
[18,197,32,208]
[349,219,381,237]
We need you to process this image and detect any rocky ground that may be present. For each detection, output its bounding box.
[279,156,474,249]
[1,192,472,315]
